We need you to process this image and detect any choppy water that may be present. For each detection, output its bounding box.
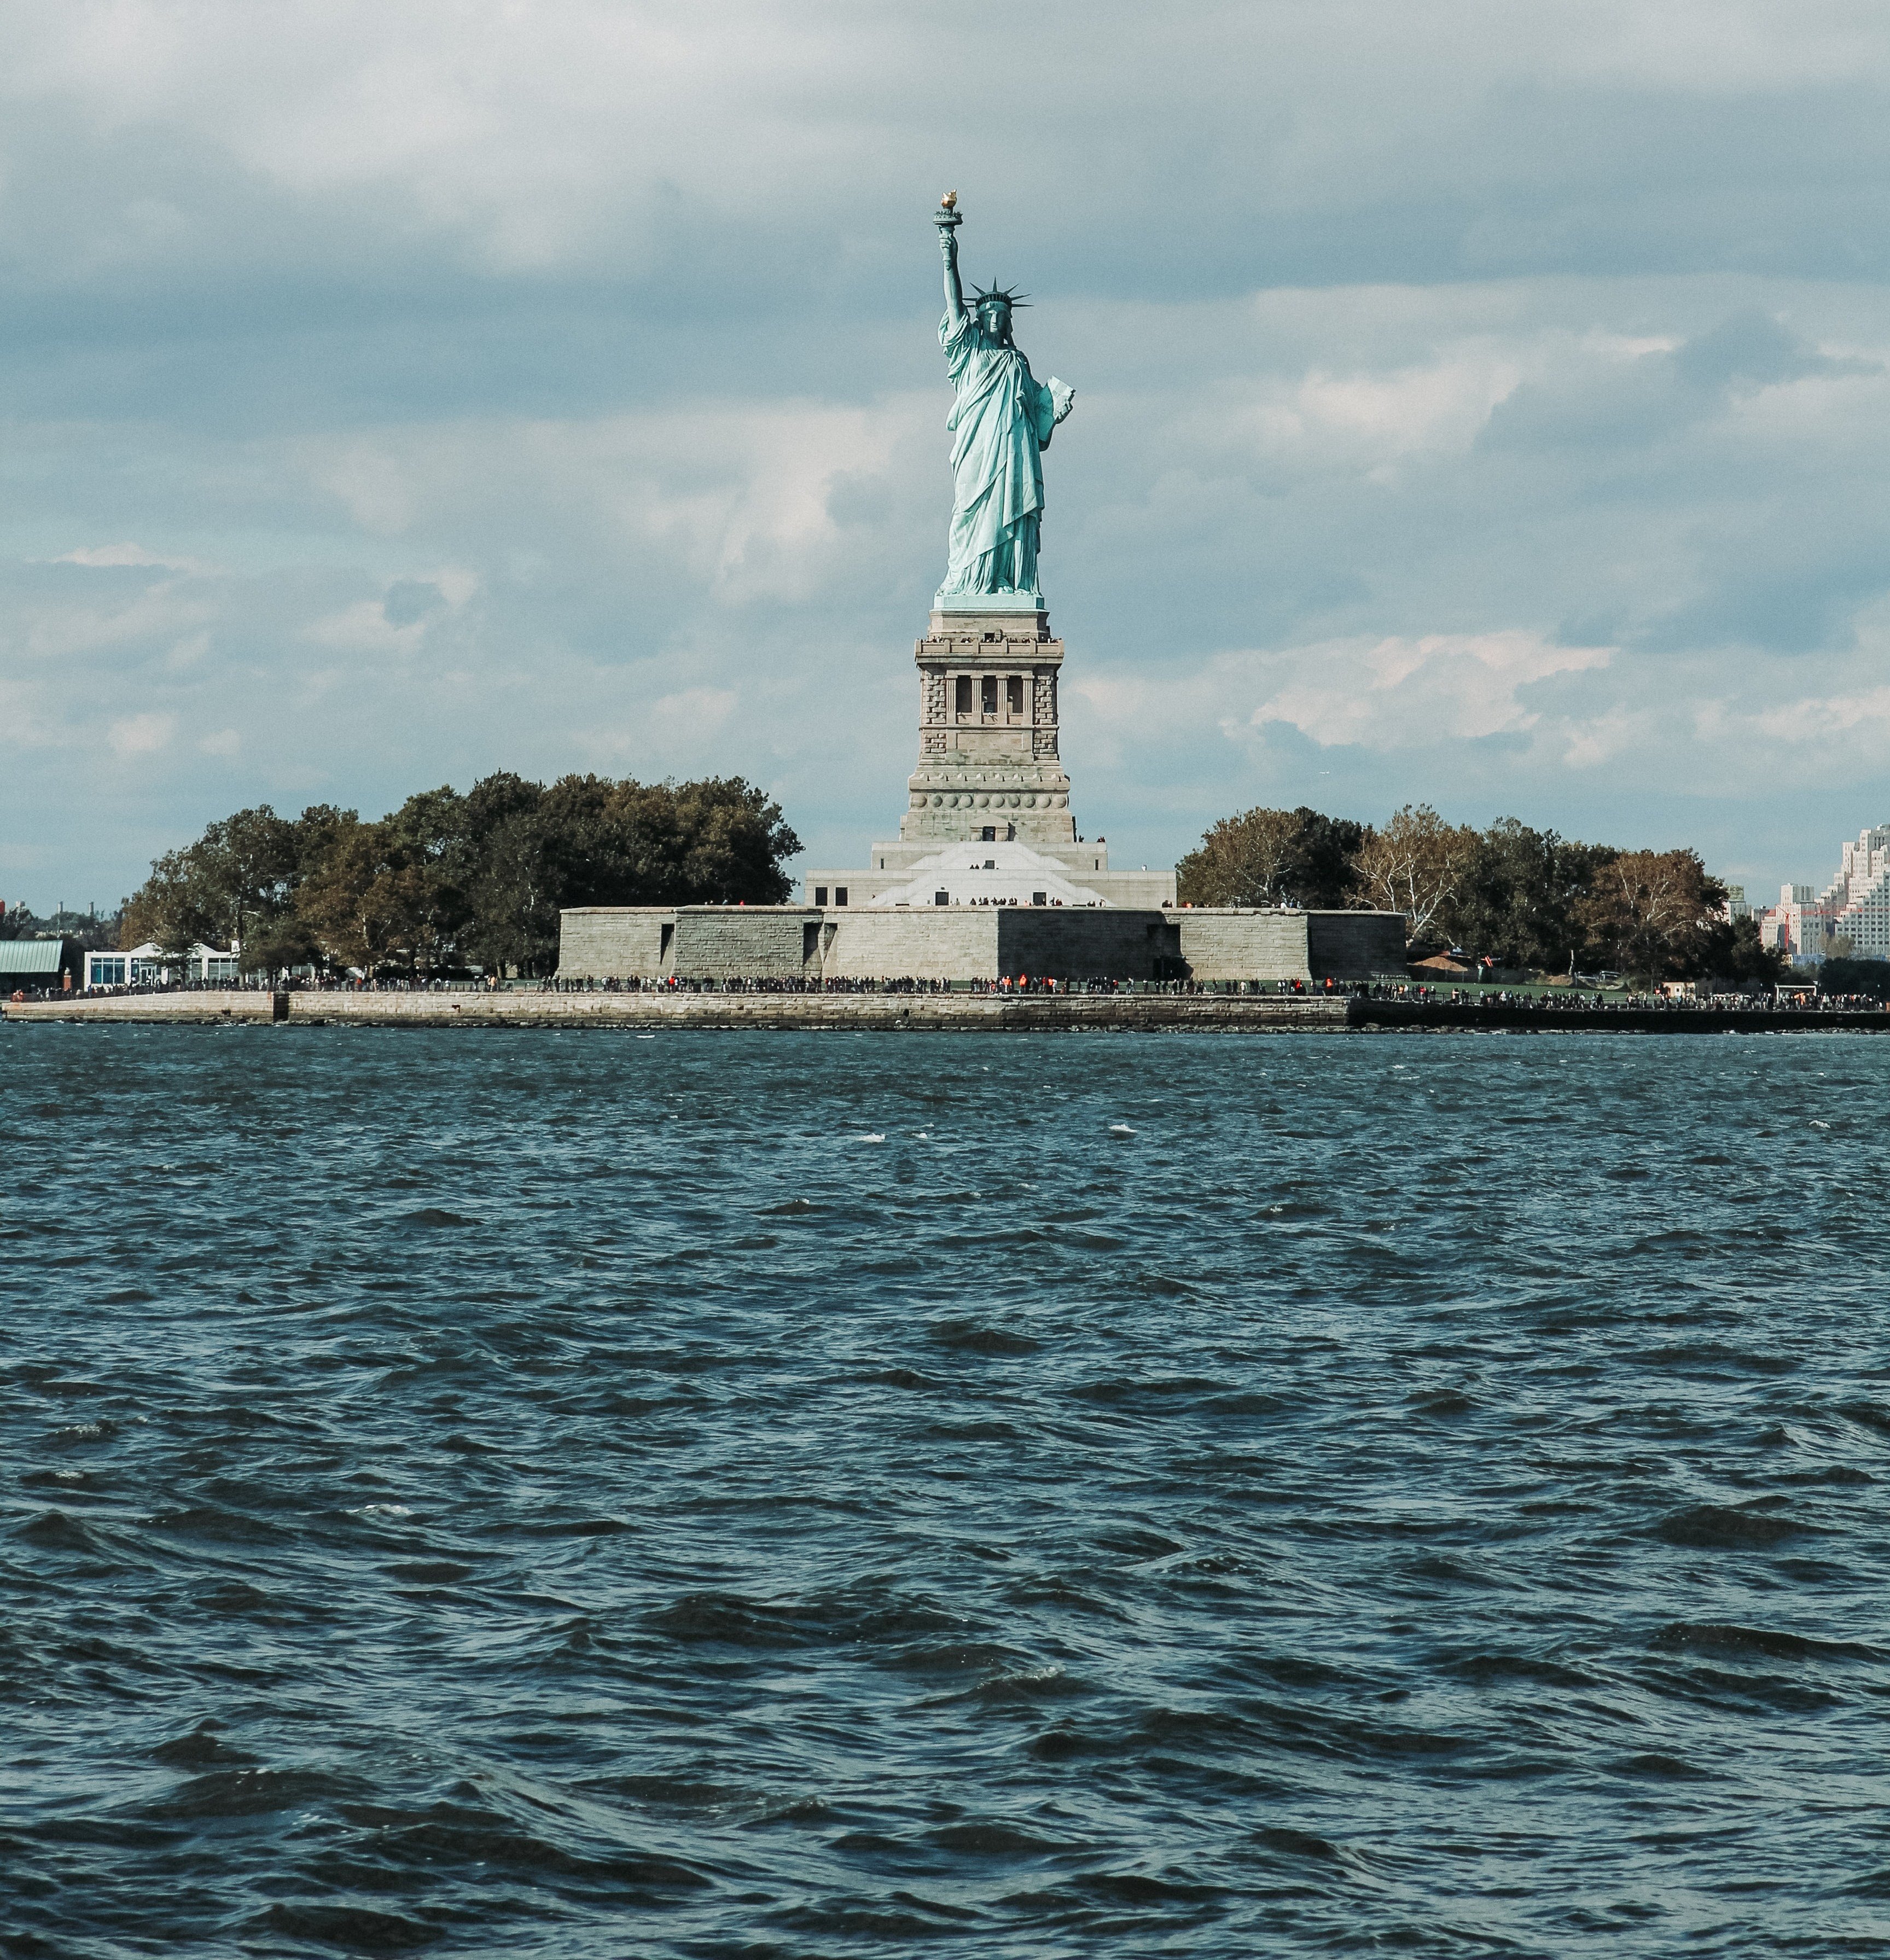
[3,1026,1888,1958]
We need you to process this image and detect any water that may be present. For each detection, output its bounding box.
[3,1026,1887,1957]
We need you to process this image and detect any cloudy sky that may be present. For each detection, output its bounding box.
[7,0,1890,911]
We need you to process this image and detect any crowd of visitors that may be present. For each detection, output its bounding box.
[534,974,1341,996]
[1357,981,1888,1013]
[19,973,1890,1011]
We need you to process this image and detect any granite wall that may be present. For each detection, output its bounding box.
[672,910,812,980]
[557,904,1406,982]
[1305,910,1409,980]
[559,909,672,979]
[8,991,1357,1031]
[993,910,1178,980]
[817,909,998,980]
[1172,911,1310,981]
[1173,909,1408,982]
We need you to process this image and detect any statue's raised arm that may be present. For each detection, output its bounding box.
[931,197,1074,610]
[940,195,966,330]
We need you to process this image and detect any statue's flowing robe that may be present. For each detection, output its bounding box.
[939,311,1071,597]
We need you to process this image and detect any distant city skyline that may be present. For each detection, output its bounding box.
[1755,823,1890,966]
[6,3,1890,911]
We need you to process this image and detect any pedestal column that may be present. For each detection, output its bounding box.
[900,608,1077,850]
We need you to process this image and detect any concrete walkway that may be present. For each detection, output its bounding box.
[3,989,1353,1031]
[11,991,1887,1032]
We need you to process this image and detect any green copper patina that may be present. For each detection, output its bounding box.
[934,197,1074,610]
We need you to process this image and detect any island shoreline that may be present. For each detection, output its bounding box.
[7,992,1889,1033]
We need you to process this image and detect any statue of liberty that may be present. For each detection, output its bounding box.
[935,196,1075,607]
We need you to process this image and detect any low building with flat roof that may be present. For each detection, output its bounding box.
[0,938,83,993]
[84,943,240,990]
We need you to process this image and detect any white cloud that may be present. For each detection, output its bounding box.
[1219,353,1529,475]
[1755,685,1890,745]
[296,399,918,609]
[1560,707,1644,769]
[1074,632,1614,759]
[107,711,178,756]
[650,686,736,734]
[303,599,425,653]
[1251,632,1614,749]
[578,684,741,770]
[307,446,420,536]
[0,676,57,751]
[5,586,215,664]
[432,566,479,608]
[54,542,219,575]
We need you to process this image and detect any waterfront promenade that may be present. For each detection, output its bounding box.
[1,987,1353,1032]
[8,986,1890,1032]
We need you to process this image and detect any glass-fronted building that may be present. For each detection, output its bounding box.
[85,943,241,988]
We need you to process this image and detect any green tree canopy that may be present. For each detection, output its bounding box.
[123,804,306,966]
[1818,956,1890,999]
[123,772,801,978]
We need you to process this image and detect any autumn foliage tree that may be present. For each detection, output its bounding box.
[1177,806,1363,908]
[1577,848,1726,980]
[1177,800,1779,984]
[1350,805,1476,941]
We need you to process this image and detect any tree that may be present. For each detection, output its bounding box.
[294,790,468,978]
[122,847,228,960]
[662,777,800,904]
[1433,820,1610,972]
[524,775,798,909]
[1178,806,1362,908]
[1178,807,1301,907]
[1,903,123,949]
[1579,848,1723,981]
[1288,809,1366,908]
[125,771,804,980]
[1818,955,1890,999]
[455,772,555,975]
[123,803,331,970]
[210,807,302,955]
[1697,914,1785,986]
[1351,805,1475,939]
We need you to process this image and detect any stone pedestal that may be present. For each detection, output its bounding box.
[898,606,1075,852]
[796,601,1178,912]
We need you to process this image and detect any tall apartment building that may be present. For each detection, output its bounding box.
[1826,826,1890,958]
[1756,825,1890,964]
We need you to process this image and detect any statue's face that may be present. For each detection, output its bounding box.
[978,299,1012,342]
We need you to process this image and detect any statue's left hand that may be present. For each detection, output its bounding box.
[1048,379,1075,423]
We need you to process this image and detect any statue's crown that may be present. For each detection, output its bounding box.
[970,283,1029,311]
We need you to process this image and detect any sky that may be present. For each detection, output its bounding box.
[7,0,1890,912]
